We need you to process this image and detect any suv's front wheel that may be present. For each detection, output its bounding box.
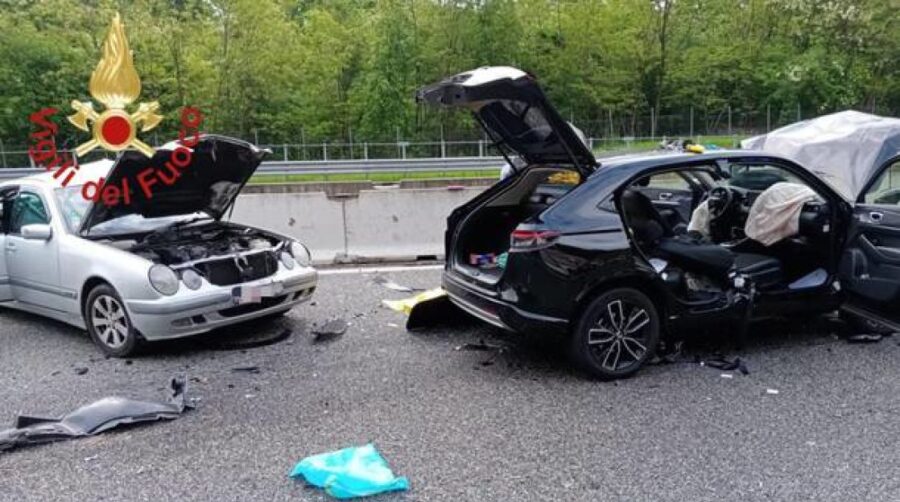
[85,284,142,357]
[571,288,660,380]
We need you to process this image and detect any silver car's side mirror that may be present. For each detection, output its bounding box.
[21,224,53,241]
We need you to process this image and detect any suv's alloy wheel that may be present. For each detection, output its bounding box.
[572,288,659,380]
[85,284,141,357]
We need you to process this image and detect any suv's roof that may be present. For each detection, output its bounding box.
[596,149,778,171]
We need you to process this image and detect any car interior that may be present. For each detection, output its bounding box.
[619,162,836,301]
[453,167,580,283]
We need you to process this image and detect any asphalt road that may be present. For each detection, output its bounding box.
[1,267,899,501]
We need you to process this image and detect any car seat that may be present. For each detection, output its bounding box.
[621,189,783,289]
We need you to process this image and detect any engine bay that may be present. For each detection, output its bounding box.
[124,222,285,266]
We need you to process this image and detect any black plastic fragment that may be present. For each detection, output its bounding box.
[407,294,470,331]
[701,356,750,375]
[847,333,884,344]
[0,377,191,453]
[312,319,348,342]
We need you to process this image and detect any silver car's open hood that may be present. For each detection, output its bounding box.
[80,135,266,233]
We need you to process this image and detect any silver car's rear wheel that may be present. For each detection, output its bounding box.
[85,284,141,357]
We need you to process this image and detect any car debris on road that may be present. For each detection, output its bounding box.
[0,377,190,453]
[382,288,468,330]
[312,318,349,342]
[373,275,423,293]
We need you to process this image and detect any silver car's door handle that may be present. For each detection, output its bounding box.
[869,211,884,223]
[5,243,15,253]
[659,192,673,200]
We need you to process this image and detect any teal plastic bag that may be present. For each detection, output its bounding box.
[289,444,410,499]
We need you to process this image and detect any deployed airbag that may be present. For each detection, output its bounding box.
[744,183,817,246]
[687,200,711,238]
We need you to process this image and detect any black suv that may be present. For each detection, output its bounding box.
[417,67,900,380]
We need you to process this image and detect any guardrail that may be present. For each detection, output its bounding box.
[0,156,506,181]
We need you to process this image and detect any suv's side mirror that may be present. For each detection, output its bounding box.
[22,224,52,241]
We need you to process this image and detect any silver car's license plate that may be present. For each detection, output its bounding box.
[232,282,283,305]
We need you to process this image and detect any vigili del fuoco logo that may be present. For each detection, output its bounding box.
[67,12,163,158]
[27,13,204,205]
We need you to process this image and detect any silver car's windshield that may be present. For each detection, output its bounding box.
[55,186,206,236]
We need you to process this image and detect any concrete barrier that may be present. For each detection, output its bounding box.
[229,186,488,264]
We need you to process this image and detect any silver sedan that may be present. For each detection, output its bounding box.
[0,136,317,356]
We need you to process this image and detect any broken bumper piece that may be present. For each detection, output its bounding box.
[0,377,191,453]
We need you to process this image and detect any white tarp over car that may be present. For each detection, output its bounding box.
[741,110,900,200]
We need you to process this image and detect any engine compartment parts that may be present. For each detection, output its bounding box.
[0,377,191,453]
[289,443,410,499]
[128,223,282,266]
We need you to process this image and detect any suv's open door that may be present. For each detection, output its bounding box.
[840,155,900,330]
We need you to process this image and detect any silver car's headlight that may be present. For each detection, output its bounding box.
[149,265,180,296]
[289,241,311,267]
[181,269,203,290]
[280,251,295,270]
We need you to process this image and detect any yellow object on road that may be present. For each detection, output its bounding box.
[686,144,705,154]
[382,288,447,316]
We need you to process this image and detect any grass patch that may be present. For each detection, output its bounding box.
[593,134,742,152]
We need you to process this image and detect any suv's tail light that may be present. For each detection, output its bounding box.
[510,228,560,252]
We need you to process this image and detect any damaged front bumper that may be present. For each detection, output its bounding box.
[126,266,318,340]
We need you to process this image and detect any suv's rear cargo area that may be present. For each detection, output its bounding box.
[451,167,581,284]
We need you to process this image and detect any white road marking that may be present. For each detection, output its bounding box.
[318,264,444,276]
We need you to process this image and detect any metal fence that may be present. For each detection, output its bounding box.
[0,135,743,170]
[0,157,509,181]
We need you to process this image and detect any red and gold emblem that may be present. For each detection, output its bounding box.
[68,13,163,157]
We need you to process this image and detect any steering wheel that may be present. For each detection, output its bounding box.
[706,186,733,219]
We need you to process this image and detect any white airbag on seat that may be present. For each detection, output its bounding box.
[744,182,818,246]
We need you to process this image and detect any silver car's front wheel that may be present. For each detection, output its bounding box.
[85,284,141,357]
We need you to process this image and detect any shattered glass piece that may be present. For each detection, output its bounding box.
[648,258,668,273]
[0,377,190,453]
[289,444,409,499]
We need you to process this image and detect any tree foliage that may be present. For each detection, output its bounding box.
[0,0,897,144]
